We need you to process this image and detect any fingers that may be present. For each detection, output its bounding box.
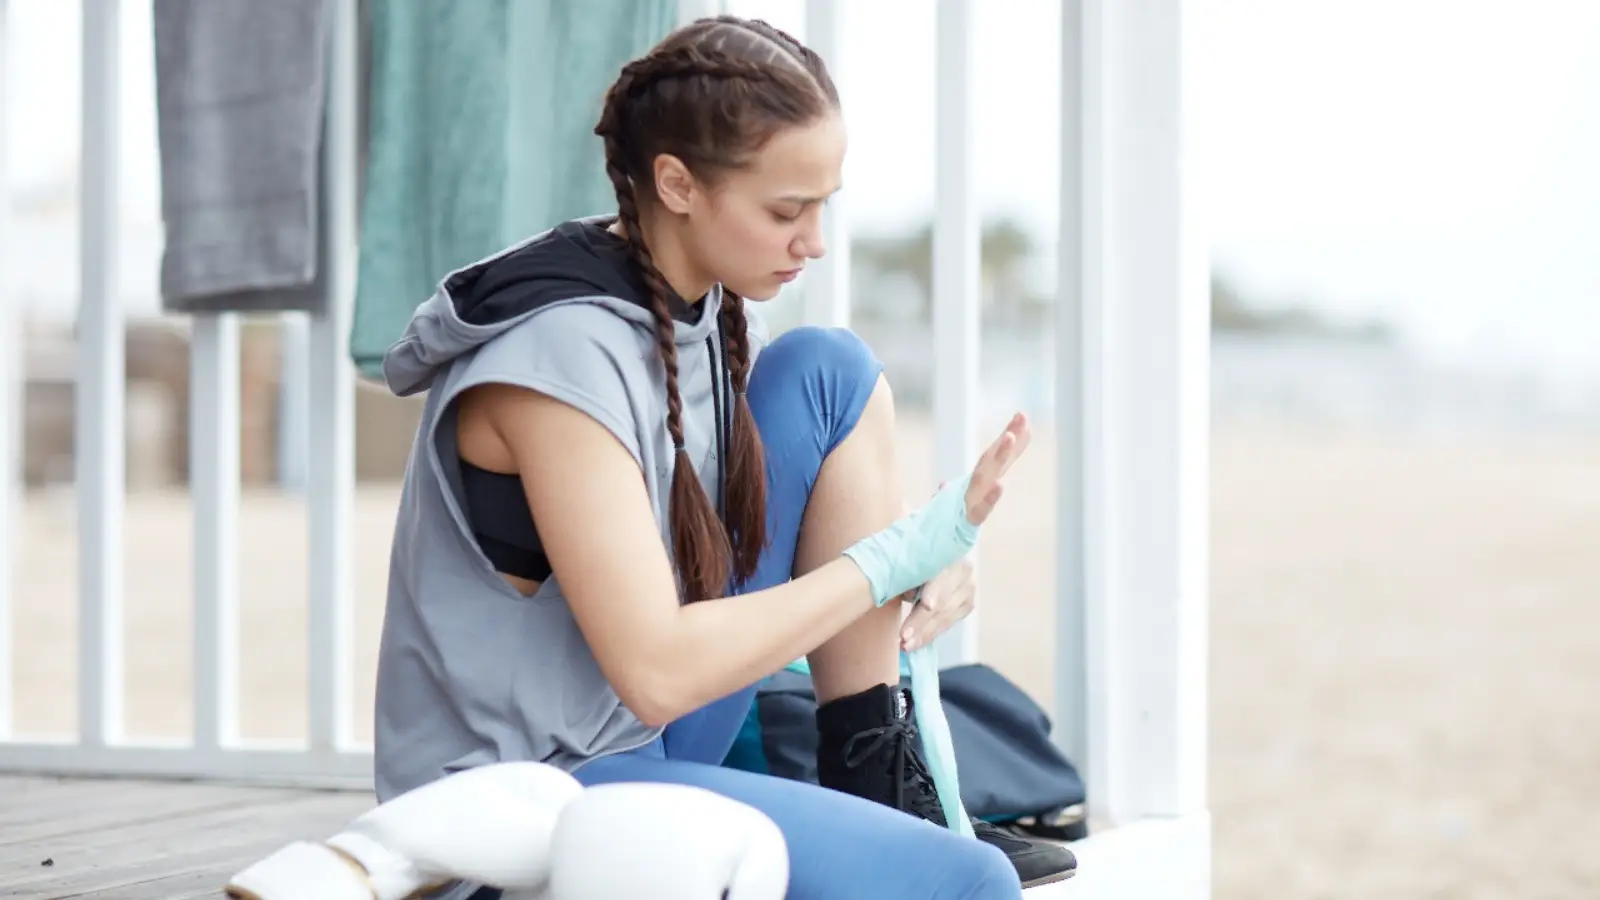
[900,604,937,651]
[965,412,1030,526]
[985,412,1032,479]
[900,559,976,651]
[976,414,1029,485]
[901,586,975,652]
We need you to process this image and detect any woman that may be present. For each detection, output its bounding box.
[373,15,1076,899]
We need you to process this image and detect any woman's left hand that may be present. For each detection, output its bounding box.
[899,556,975,652]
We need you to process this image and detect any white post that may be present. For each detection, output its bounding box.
[1053,0,1105,805]
[803,0,851,328]
[277,316,310,492]
[1065,0,1210,827]
[0,0,13,739]
[931,0,981,665]
[77,0,125,748]
[191,313,241,750]
[307,0,358,753]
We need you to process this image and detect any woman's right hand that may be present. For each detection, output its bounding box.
[842,412,1033,607]
[961,411,1032,526]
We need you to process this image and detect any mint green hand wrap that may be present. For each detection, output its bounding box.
[841,475,980,608]
[908,641,975,837]
[841,475,980,837]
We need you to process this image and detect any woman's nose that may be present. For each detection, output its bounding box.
[796,225,826,260]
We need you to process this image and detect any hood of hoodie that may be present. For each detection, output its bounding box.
[382,216,719,397]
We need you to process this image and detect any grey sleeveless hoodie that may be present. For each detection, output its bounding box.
[371,217,766,804]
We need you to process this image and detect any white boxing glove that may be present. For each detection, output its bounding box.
[545,783,788,900]
[226,761,584,900]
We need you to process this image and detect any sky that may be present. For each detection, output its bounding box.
[4,0,1598,381]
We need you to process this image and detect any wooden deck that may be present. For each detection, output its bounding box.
[2,772,1090,899]
[0,774,372,899]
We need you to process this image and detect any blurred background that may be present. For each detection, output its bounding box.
[3,1,1598,898]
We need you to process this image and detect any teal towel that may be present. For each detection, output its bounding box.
[350,0,677,380]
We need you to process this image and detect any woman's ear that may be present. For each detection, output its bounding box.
[652,153,698,215]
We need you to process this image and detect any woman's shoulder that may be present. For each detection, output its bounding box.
[477,299,656,373]
[459,301,659,465]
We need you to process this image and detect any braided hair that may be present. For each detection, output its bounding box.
[592,17,839,604]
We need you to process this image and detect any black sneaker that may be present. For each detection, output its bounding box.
[815,683,1078,888]
[969,818,1079,888]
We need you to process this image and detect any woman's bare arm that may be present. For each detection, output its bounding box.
[480,384,878,726]
[479,382,1027,727]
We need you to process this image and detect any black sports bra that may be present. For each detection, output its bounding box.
[458,459,552,582]
[458,317,733,588]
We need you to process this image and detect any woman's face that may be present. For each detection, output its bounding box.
[677,114,847,302]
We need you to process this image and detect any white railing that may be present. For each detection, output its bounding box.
[76,0,126,755]
[0,1,1210,893]
[0,0,366,786]
[931,0,984,666]
[0,0,12,742]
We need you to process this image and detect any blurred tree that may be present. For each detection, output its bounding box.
[853,220,1393,341]
[851,217,1047,325]
[1212,272,1392,342]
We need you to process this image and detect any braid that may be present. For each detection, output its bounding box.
[718,290,753,394]
[592,15,838,600]
[717,293,767,580]
[601,143,684,445]
[597,126,731,604]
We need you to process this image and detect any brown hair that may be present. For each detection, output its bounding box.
[593,16,839,604]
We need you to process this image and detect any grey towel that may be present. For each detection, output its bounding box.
[152,0,332,312]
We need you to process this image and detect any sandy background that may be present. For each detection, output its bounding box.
[7,414,1600,899]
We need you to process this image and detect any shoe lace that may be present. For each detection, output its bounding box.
[840,719,947,826]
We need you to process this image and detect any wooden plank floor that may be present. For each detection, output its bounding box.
[0,773,1091,898]
[0,774,373,899]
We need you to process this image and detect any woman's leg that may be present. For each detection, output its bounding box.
[738,326,1078,889]
[743,326,905,701]
[617,326,897,773]
[739,325,953,813]
[575,752,1020,900]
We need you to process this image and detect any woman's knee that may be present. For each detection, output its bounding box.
[747,326,884,450]
[757,325,879,384]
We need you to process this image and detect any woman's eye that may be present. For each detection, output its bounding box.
[771,209,801,223]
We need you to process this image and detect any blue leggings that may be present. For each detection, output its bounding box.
[569,327,1018,900]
